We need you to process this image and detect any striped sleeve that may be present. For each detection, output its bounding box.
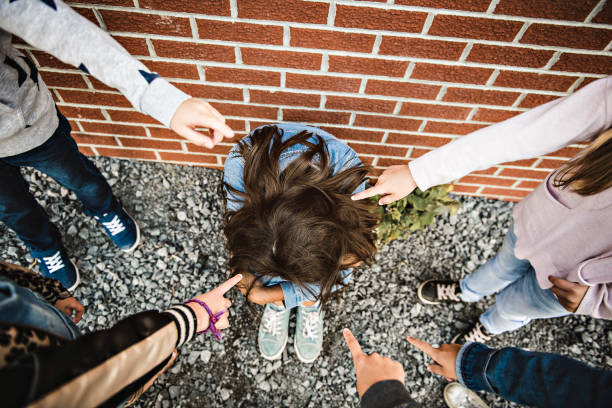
[163,304,197,348]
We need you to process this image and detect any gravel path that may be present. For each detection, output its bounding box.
[2,156,610,408]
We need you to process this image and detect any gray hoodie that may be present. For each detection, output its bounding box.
[0,0,190,157]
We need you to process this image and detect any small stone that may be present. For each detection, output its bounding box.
[220,388,231,401]
[177,211,187,221]
[156,247,168,257]
[200,350,212,364]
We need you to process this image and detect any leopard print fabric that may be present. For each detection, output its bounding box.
[0,324,67,367]
[0,261,71,304]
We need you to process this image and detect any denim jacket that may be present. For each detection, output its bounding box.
[223,123,365,309]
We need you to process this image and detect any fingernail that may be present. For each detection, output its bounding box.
[236,273,242,279]
[342,328,349,334]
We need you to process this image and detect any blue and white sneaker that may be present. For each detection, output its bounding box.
[94,206,140,252]
[258,303,290,360]
[33,248,80,291]
[295,304,323,363]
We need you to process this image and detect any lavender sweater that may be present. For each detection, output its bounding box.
[410,76,612,319]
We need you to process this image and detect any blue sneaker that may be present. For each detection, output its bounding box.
[94,206,140,252]
[258,303,290,360]
[294,304,323,363]
[33,248,80,291]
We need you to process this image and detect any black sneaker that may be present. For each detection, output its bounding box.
[451,322,493,344]
[417,279,463,305]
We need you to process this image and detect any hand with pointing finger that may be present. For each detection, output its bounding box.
[548,275,589,313]
[351,165,417,205]
[185,273,243,333]
[170,98,235,149]
[407,337,461,381]
[343,328,405,398]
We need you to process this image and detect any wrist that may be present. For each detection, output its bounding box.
[186,302,210,332]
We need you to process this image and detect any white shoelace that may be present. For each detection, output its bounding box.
[262,308,286,336]
[436,283,460,301]
[102,215,126,236]
[301,311,320,340]
[464,323,491,343]
[42,251,64,274]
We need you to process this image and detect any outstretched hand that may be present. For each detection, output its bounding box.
[170,98,234,149]
[186,274,243,332]
[343,328,405,398]
[407,337,461,381]
[351,165,417,205]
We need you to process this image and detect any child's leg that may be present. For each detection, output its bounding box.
[480,267,570,334]
[460,224,532,302]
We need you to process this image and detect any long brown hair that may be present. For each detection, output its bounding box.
[553,128,612,196]
[224,125,379,306]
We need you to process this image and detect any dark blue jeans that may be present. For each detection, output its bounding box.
[0,109,115,253]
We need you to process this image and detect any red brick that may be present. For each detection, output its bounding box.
[575,77,600,90]
[452,184,480,193]
[73,134,118,146]
[205,67,280,86]
[410,148,433,158]
[326,96,396,114]
[120,137,182,150]
[106,109,157,124]
[552,53,612,75]
[58,106,105,120]
[57,89,131,107]
[348,143,408,158]
[353,115,421,131]
[329,56,409,77]
[80,122,147,137]
[443,88,520,106]
[520,24,611,50]
[481,187,531,198]
[171,83,244,101]
[210,103,278,119]
[78,145,95,156]
[100,10,192,37]
[250,90,320,107]
[503,158,538,167]
[72,7,100,26]
[226,120,247,132]
[411,63,493,85]
[140,61,200,80]
[495,71,577,92]
[31,51,73,70]
[241,49,321,70]
[320,127,384,143]
[283,109,350,125]
[140,0,230,15]
[237,0,328,24]
[285,74,361,93]
[499,168,549,180]
[197,20,283,45]
[152,40,235,63]
[537,158,568,169]
[335,5,427,33]
[399,102,470,120]
[379,37,466,60]
[112,36,149,56]
[149,128,183,140]
[424,121,487,135]
[395,0,491,11]
[593,2,612,24]
[494,0,599,21]
[467,44,554,68]
[519,93,559,108]
[386,133,452,147]
[87,77,115,92]
[187,143,234,155]
[158,152,218,163]
[472,108,522,122]
[365,80,440,99]
[473,167,499,175]
[460,175,516,187]
[359,156,376,166]
[546,146,583,159]
[291,28,375,53]
[66,0,131,5]
[377,157,410,167]
[96,147,157,160]
[39,71,87,89]
[517,180,541,189]
[428,15,523,42]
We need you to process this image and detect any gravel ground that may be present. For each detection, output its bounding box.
[2,156,611,408]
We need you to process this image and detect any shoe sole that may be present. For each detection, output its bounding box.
[66,259,81,292]
[121,211,141,253]
[259,334,288,361]
[294,331,321,364]
[417,279,442,305]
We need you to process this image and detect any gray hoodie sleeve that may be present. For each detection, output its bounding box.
[0,0,190,127]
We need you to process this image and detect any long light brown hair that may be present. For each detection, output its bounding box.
[553,128,612,196]
[224,125,379,306]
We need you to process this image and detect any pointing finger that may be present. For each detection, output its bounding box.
[343,328,364,363]
[351,185,383,201]
[215,274,243,294]
[407,337,439,359]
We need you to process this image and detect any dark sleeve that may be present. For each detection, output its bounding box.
[0,260,70,303]
[458,342,612,408]
[361,380,421,408]
[0,305,197,407]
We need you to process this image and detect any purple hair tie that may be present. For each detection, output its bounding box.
[184,299,226,341]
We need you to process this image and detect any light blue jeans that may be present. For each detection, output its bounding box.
[459,224,570,334]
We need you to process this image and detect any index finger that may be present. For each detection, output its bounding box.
[215,274,243,294]
[351,185,383,201]
[343,328,364,362]
[406,337,439,359]
[195,117,235,139]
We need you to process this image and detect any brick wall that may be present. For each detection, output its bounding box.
[16,0,612,201]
